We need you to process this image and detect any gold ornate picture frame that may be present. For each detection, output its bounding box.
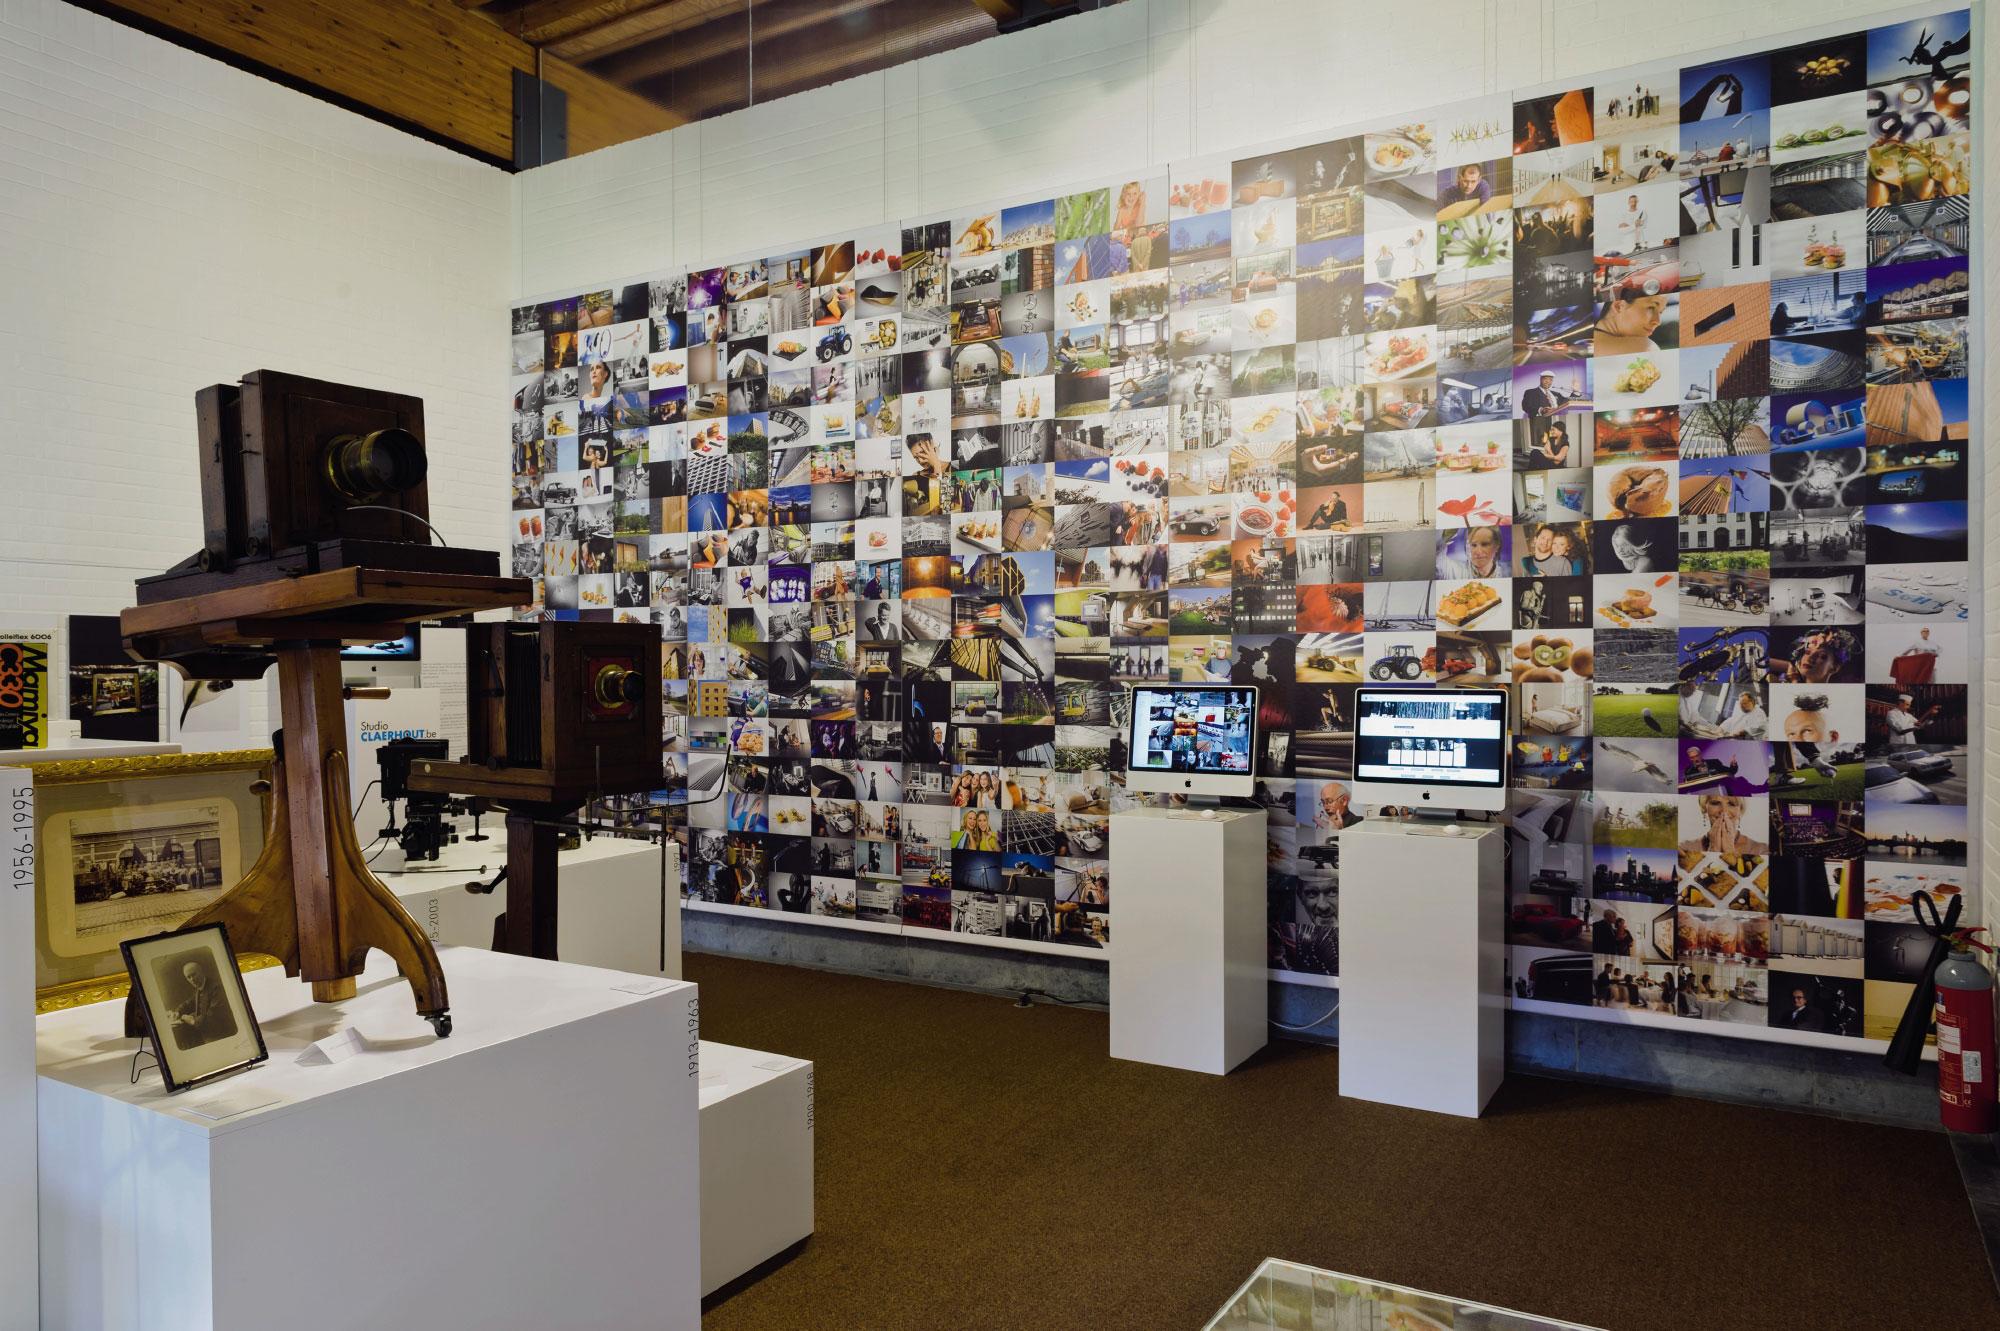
[15,750,278,1013]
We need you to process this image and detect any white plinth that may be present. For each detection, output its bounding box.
[4,771,35,1325]
[385,836,679,980]
[36,948,701,1331]
[1339,820,1504,1117]
[698,1041,813,1295]
[1108,807,1268,1075]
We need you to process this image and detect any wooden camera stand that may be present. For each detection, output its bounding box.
[123,567,530,1036]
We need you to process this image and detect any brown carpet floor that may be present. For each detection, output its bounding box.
[689,952,1998,1331]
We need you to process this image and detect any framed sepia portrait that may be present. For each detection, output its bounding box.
[20,750,274,1012]
[122,922,270,1093]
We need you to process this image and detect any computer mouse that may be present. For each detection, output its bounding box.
[1442,824,1463,835]
[1200,809,1218,820]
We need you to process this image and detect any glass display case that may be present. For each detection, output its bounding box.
[1205,1259,1602,1331]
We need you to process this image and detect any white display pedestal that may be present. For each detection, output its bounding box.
[1339,819,1504,1117]
[1107,806,1267,1075]
[3,771,35,1325]
[384,836,679,980]
[36,948,701,1331]
[698,1041,813,1295]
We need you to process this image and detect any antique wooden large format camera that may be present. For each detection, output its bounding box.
[154,371,492,584]
[119,371,531,1034]
[415,623,664,805]
[407,622,665,960]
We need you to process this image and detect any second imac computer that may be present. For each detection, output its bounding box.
[1348,687,1510,813]
[1125,685,1258,798]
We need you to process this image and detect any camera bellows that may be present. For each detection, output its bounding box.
[323,428,427,502]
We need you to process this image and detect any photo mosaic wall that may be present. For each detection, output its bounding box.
[507,10,1977,1045]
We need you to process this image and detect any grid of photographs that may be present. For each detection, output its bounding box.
[507,10,1976,1032]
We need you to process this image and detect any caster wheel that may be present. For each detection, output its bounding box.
[427,1013,453,1039]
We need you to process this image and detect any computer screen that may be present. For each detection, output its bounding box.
[1125,685,1257,795]
[1350,687,1509,810]
[340,631,420,661]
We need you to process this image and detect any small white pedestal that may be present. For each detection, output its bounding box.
[36,948,701,1331]
[385,836,679,979]
[1339,820,1504,1117]
[698,1041,813,1295]
[1108,806,1267,1075]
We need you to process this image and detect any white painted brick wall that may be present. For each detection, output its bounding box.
[0,0,514,738]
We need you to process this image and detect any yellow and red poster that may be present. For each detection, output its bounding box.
[0,628,54,750]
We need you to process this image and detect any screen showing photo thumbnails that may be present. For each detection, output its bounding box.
[1131,689,1253,773]
[1355,691,1506,786]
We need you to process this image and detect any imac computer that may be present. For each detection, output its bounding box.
[1125,685,1258,798]
[339,629,421,689]
[340,630,419,661]
[1349,687,1510,813]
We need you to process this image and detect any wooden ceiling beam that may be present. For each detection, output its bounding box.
[591,0,893,86]
[968,0,1020,18]
[631,12,978,120]
[541,0,741,62]
[540,50,682,154]
[80,0,679,163]
[514,0,679,46]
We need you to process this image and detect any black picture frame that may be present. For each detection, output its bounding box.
[120,921,270,1095]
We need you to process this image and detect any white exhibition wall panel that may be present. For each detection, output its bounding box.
[698,78,898,266]
[516,131,681,301]
[1181,1,1500,158]
[519,0,1996,299]
[507,2,1986,1055]
[882,1,1159,218]
[1,773,34,1323]
[0,0,514,733]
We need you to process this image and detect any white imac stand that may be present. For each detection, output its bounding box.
[1108,805,1268,1074]
[1339,816,1504,1116]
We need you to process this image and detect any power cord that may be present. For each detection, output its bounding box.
[1271,998,1341,1032]
[350,779,380,822]
[1012,987,1102,1009]
[1002,985,1338,1030]
[344,504,448,547]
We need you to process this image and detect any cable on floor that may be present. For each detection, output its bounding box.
[1012,987,1102,1009]
[1271,999,1341,1032]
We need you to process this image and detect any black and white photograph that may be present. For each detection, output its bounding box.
[121,923,269,1093]
[44,800,241,960]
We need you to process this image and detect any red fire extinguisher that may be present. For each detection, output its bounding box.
[1935,927,1995,1135]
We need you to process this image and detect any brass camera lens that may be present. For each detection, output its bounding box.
[323,428,427,503]
[593,663,644,709]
